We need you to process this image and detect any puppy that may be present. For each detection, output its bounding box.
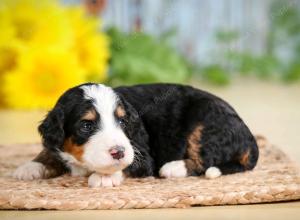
[13,83,259,187]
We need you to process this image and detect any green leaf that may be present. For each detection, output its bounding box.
[201,65,230,85]
[106,27,190,85]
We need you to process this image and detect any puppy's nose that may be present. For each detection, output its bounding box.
[109,146,125,160]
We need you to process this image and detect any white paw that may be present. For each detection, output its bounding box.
[88,171,123,188]
[13,161,46,180]
[70,164,90,177]
[205,167,222,179]
[159,160,187,178]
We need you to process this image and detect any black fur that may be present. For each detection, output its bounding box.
[39,84,100,150]
[114,83,259,176]
[37,83,259,178]
[118,95,154,177]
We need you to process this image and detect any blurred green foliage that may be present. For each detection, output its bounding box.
[200,65,230,85]
[106,0,300,85]
[226,52,280,79]
[106,27,191,86]
[269,0,300,82]
[194,29,236,85]
[199,0,300,84]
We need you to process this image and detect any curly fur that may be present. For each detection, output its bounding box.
[14,83,259,184]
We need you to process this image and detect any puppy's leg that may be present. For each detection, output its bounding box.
[13,149,68,180]
[159,159,208,178]
[159,125,206,178]
[69,164,90,177]
[13,161,47,180]
[205,155,257,179]
[88,171,123,187]
[216,163,245,175]
[205,146,258,177]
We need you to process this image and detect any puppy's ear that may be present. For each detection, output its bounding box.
[118,95,155,177]
[119,97,142,136]
[118,95,150,146]
[38,105,65,151]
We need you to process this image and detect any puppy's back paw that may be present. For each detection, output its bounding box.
[159,160,187,178]
[13,161,47,180]
[205,166,222,179]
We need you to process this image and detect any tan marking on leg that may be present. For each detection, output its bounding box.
[116,105,126,118]
[184,159,198,172]
[64,138,84,161]
[240,149,250,167]
[81,109,96,121]
[185,124,205,174]
[33,150,67,178]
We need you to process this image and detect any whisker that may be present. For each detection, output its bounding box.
[130,144,145,168]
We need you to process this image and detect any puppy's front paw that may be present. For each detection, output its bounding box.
[13,161,47,180]
[88,171,123,188]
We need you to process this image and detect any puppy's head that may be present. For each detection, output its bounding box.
[38,83,135,175]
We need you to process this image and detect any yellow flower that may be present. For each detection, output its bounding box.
[0,0,73,48]
[3,48,86,109]
[76,34,110,82]
[67,6,110,82]
[0,44,18,74]
[0,0,110,109]
[0,8,18,74]
[0,0,72,74]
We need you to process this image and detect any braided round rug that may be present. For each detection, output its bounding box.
[0,136,299,210]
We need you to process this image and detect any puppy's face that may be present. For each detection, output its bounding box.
[39,84,135,175]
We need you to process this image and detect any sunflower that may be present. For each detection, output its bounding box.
[67,6,110,82]
[0,0,110,109]
[0,0,73,79]
[0,0,73,48]
[0,8,19,74]
[3,48,86,109]
[75,34,110,82]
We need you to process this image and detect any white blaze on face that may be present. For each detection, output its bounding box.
[80,84,134,174]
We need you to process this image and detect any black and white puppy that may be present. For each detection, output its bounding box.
[13,83,259,187]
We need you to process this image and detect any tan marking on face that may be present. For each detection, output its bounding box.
[64,138,84,161]
[81,109,96,121]
[185,124,204,174]
[240,149,250,167]
[116,105,126,118]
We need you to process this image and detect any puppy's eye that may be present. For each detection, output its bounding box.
[80,120,94,133]
[117,118,126,125]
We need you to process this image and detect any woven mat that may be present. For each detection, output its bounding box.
[0,136,299,210]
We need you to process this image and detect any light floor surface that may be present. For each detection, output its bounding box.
[0,79,299,219]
